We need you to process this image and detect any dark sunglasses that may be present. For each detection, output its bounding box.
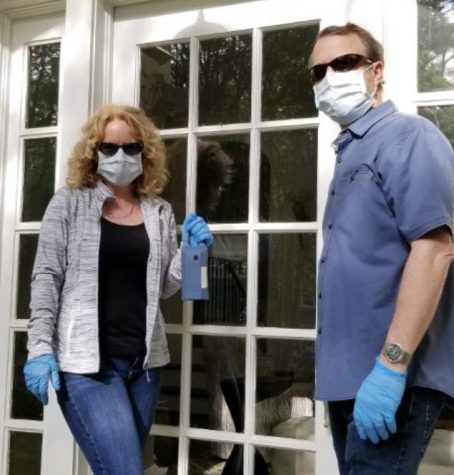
[97,141,144,157]
[309,54,372,84]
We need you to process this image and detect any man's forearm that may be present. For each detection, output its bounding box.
[381,227,454,371]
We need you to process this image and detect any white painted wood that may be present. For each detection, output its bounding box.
[0,9,74,475]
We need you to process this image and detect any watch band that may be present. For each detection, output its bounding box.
[381,342,412,365]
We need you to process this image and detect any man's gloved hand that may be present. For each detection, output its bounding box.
[353,357,407,444]
[23,353,60,405]
[183,212,213,247]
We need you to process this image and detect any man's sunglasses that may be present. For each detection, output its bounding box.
[97,142,144,157]
[309,54,372,84]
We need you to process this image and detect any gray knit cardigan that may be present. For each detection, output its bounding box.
[27,181,181,372]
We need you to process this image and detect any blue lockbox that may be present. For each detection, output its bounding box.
[181,243,209,300]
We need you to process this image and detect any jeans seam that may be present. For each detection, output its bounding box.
[66,384,105,475]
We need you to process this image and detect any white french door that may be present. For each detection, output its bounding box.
[111,1,342,474]
[0,10,74,475]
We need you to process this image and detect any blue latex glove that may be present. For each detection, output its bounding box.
[353,357,407,444]
[182,212,213,247]
[23,353,61,405]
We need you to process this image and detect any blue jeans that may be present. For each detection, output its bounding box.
[57,356,162,475]
[328,387,446,475]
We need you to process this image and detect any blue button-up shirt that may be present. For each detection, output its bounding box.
[315,101,454,401]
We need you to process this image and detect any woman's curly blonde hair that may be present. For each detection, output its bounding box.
[66,104,168,196]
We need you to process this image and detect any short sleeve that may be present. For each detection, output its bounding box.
[378,116,454,242]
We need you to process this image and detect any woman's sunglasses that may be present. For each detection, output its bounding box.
[309,54,372,84]
[97,141,144,157]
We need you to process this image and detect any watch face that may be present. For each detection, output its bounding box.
[386,343,403,362]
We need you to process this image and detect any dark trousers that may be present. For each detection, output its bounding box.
[328,387,446,475]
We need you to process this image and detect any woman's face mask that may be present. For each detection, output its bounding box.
[97,148,143,187]
[313,65,375,126]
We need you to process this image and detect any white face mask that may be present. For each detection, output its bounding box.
[97,149,143,187]
[313,66,375,126]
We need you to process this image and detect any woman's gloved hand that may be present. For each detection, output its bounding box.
[353,357,407,444]
[182,212,213,247]
[23,353,61,405]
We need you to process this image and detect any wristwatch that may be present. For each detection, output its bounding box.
[381,342,412,365]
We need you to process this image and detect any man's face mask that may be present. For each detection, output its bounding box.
[96,142,143,187]
[313,64,376,126]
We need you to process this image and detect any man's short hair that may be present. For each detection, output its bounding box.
[316,22,384,64]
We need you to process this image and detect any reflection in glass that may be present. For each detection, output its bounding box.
[16,234,39,319]
[418,105,454,146]
[199,35,252,125]
[255,339,315,440]
[140,43,190,129]
[262,25,318,120]
[258,233,316,329]
[155,334,181,426]
[12,333,43,420]
[143,435,178,474]
[191,335,245,436]
[189,439,236,474]
[418,0,454,92]
[163,138,187,224]
[9,431,42,475]
[26,43,60,128]
[260,129,317,222]
[258,447,315,475]
[22,137,56,222]
[193,234,247,326]
[196,134,249,223]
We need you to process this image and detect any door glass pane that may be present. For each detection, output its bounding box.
[199,34,252,125]
[189,439,234,474]
[143,435,178,474]
[255,339,315,439]
[258,233,316,329]
[260,129,317,222]
[16,234,39,320]
[26,42,60,128]
[22,137,56,222]
[194,235,247,326]
[156,334,181,426]
[196,134,249,223]
[164,138,187,224]
[140,42,190,129]
[418,0,454,92]
[11,332,43,420]
[8,431,42,475]
[191,336,245,432]
[256,447,315,475]
[160,291,183,325]
[418,105,454,146]
[262,25,318,120]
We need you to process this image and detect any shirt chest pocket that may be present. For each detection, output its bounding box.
[335,164,379,204]
[343,164,374,182]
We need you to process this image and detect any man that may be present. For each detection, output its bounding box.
[310,23,454,474]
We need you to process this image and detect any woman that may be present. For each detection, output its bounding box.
[23,104,212,475]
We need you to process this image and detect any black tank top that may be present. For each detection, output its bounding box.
[98,217,150,356]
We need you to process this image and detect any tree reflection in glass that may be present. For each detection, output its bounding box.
[140,43,190,129]
[22,138,56,222]
[262,24,318,120]
[418,0,454,92]
[26,43,60,128]
[199,35,252,125]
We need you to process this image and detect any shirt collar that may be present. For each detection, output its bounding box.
[347,100,397,137]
